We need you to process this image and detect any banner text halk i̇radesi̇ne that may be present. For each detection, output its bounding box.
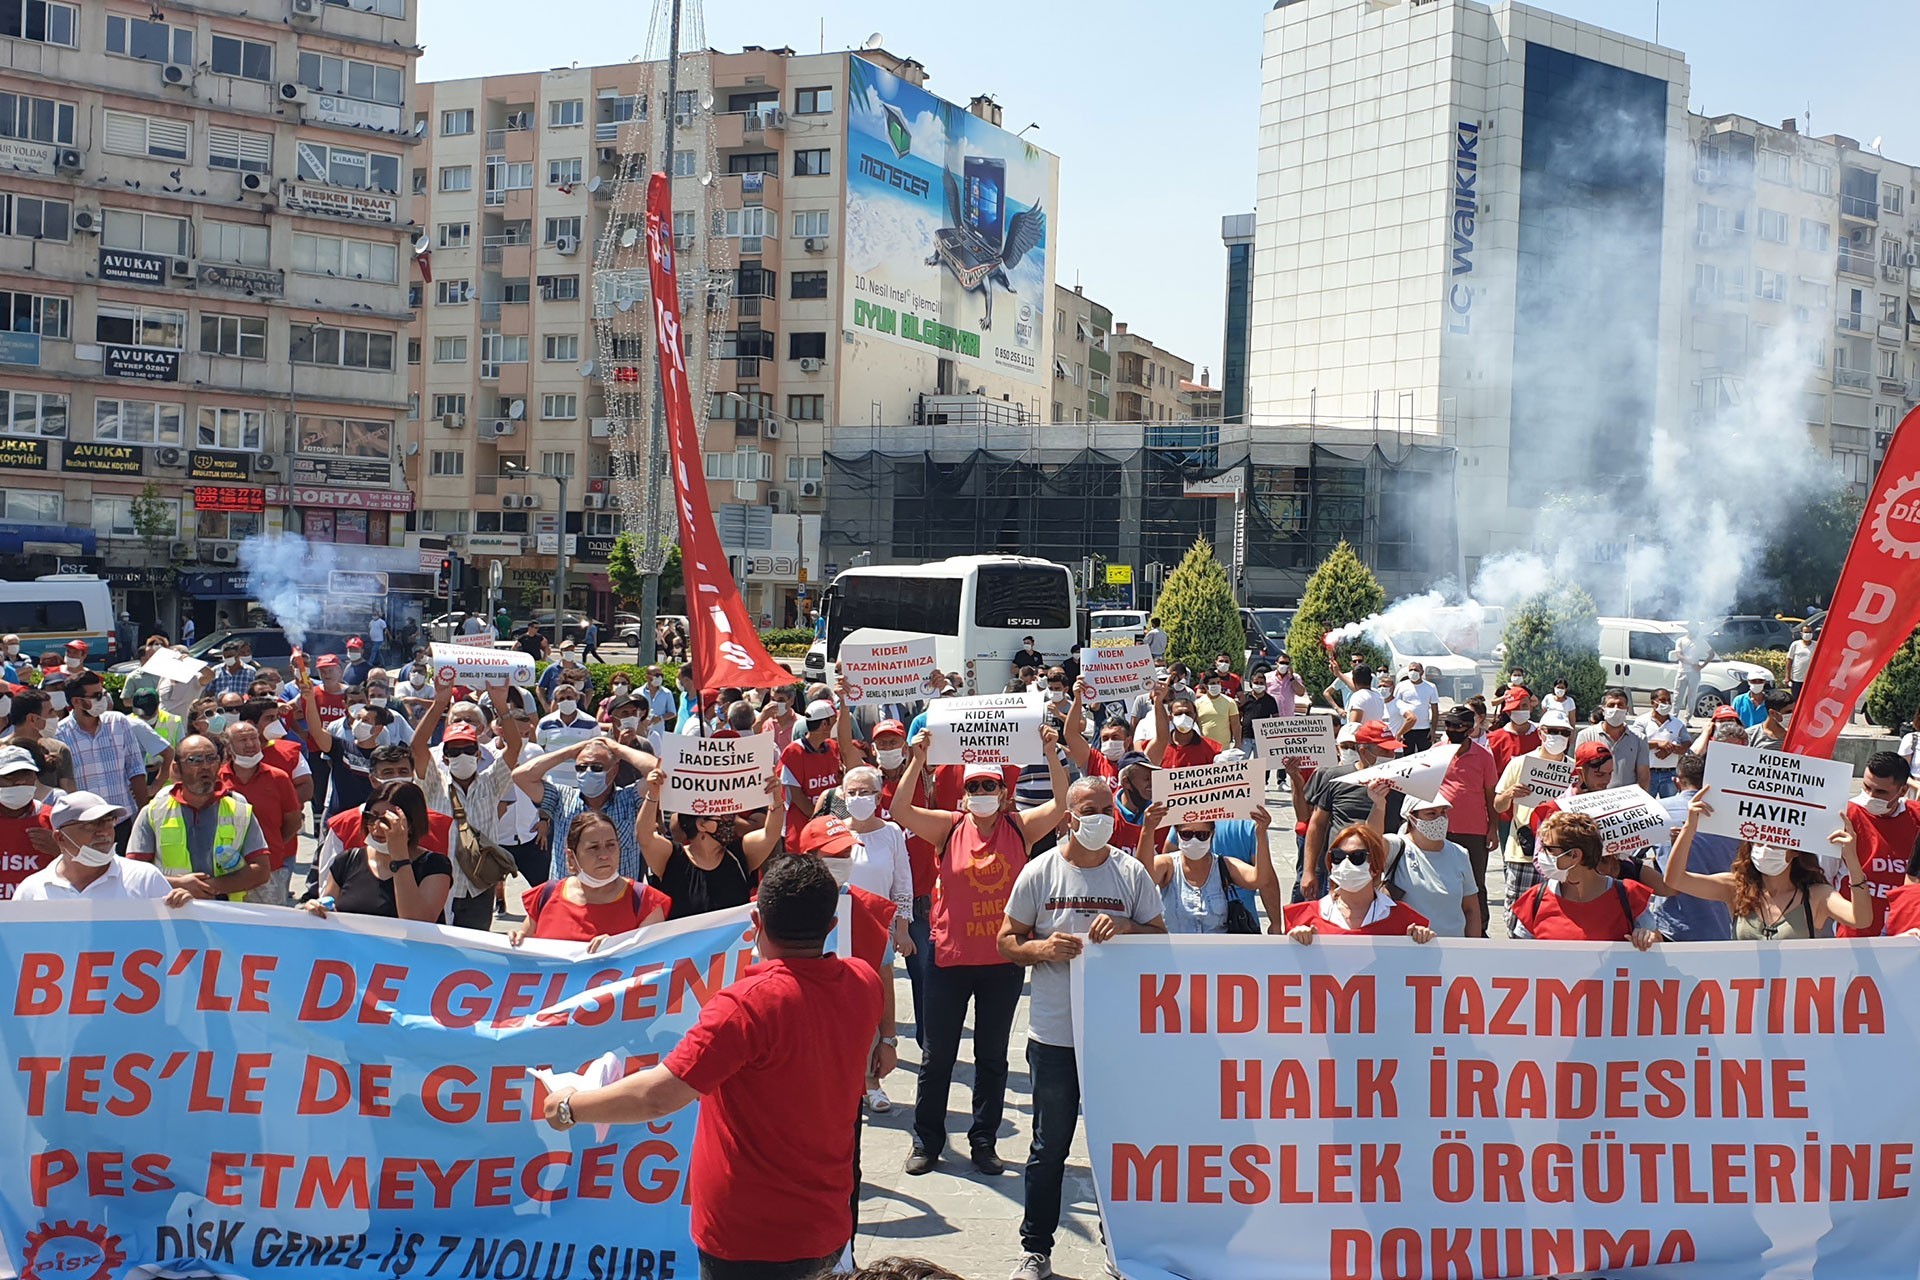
[1073,936,1920,1280]
[0,902,761,1280]
[643,172,793,696]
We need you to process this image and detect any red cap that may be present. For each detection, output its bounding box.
[1502,688,1531,713]
[441,723,480,745]
[873,719,908,741]
[1711,705,1741,722]
[797,813,855,858]
[347,637,365,649]
[1353,721,1405,752]
[963,762,1007,785]
[65,640,89,654]
[1574,740,1613,767]
[316,654,341,670]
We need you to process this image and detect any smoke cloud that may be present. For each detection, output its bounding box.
[239,534,341,647]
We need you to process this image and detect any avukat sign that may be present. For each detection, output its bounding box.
[644,173,794,694]
[1785,405,1920,759]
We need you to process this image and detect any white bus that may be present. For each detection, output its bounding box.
[804,555,1079,694]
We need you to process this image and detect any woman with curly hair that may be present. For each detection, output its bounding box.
[1662,786,1872,939]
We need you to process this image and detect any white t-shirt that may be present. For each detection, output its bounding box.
[1347,687,1387,725]
[15,856,174,902]
[1789,640,1814,682]
[846,821,914,921]
[1542,692,1576,721]
[368,617,387,643]
[1393,679,1440,730]
[1005,849,1163,1047]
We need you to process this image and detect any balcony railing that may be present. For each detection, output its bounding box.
[1835,368,1872,390]
[1839,250,1874,277]
[1839,193,1879,221]
[1837,311,1866,333]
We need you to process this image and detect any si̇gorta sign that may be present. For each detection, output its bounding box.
[0,901,766,1280]
[1073,936,1920,1280]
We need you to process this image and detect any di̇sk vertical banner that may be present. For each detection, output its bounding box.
[1073,935,1920,1280]
[644,172,794,695]
[0,901,763,1280]
[1785,405,1920,759]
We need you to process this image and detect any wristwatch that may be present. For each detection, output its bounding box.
[879,1036,898,1046]
[554,1092,577,1130]
[389,858,414,872]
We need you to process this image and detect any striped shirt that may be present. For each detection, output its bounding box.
[54,711,149,812]
[541,778,645,882]
[208,662,259,699]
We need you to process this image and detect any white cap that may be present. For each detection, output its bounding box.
[48,790,130,829]
[1406,793,1453,813]
[1538,710,1573,731]
[804,699,836,722]
[0,744,37,777]
[1336,721,1361,744]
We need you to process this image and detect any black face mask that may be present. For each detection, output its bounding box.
[1446,726,1472,744]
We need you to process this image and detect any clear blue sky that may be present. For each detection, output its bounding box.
[420,0,1913,375]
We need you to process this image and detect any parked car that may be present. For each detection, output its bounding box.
[619,613,691,653]
[1240,608,1293,664]
[1089,609,1150,644]
[110,628,360,677]
[1245,607,1297,653]
[513,610,598,643]
[1381,629,1482,703]
[2,575,116,668]
[1432,604,1507,661]
[1707,614,1794,653]
[1597,617,1774,716]
[419,612,495,643]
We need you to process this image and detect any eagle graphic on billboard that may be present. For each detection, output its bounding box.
[926,160,1047,331]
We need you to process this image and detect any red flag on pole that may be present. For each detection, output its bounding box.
[643,173,795,694]
[1783,404,1920,759]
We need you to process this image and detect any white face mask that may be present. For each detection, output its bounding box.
[232,751,264,770]
[575,863,621,888]
[1171,714,1197,734]
[347,702,367,719]
[1553,687,1567,698]
[1534,850,1572,884]
[1602,707,1628,727]
[1099,739,1126,761]
[446,754,479,780]
[1337,746,1360,766]
[369,695,390,709]
[555,700,578,717]
[845,793,879,821]
[619,716,642,733]
[1206,683,1223,697]
[366,836,390,857]
[263,721,287,740]
[1179,833,1213,860]
[875,747,906,770]
[91,695,113,717]
[1509,710,1531,727]
[66,838,116,868]
[1858,793,1900,818]
[612,683,631,695]
[1750,845,1790,876]
[1410,814,1450,843]
[1541,733,1570,754]
[2,644,16,657]
[823,857,853,887]
[0,784,36,809]
[1073,812,1115,849]
[965,792,1000,816]
[1329,858,1374,892]
[351,720,379,744]
[647,676,662,688]
[1216,662,1231,673]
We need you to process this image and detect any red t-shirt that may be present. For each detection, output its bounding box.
[1838,800,1920,937]
[1881,883,1920,936]
[779,738,844,848]
[1282,898,1429,936]
[1084,750,1121,780]
[663,956,883,1262]
[222,761,301,869]
[327,806,454,857]
[295,688,348,750]
[0,800,53,900]
[1439,741,1499,837]
[1209,672,1243,698]
[263,738,307,783]
[1488,726,1540,775]
[1510,879,1655,941]
[1163,737,1222,769]
[880,772,937,899]
[847,884,897,977]
[523,877,670,942]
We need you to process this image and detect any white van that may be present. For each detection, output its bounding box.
[1382,628,1482,703]
[1597,617,1774,715]
[1,575,116,667]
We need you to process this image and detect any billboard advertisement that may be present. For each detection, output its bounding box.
[845,57,1057,386]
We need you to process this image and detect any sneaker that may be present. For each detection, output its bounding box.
[970,1145,1005,1175]
[865,1086,892,1113]
[903,1147,937,1176]
[1009,1252,1053,1280]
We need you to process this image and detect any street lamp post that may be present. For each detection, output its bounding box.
[503,459,570,648]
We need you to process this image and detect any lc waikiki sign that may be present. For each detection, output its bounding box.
[1446,120,1481,336]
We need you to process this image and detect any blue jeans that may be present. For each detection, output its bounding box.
[1021,1040,1081,1255]
[1648,769,1677,799]
[904,894,932,1050]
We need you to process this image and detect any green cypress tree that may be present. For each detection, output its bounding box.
[1500,586,1609,713]
[1866,629,1920,731]
[1156,538,1247,676]
[1287,540,1388,700]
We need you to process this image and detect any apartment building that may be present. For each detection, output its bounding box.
[1110,324,1194,423]
[1051,283,1112,422]
[0,0,420,630]
[410,48,1059,623]
[1682,114,1920,488]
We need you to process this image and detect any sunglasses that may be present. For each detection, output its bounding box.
[1175,829,1212,842]
[1331,846,1370,866]
[443,745,479,758]
[963,780,1002,795]
[178,754,221,767]
[1539,844,1579,859]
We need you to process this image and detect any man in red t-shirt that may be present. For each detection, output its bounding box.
[780,700,845,848]
[0,745,53,899]
[544,855,883,1275]
[1437,706,1500,936]
[1488,690,1540,773]
[1839,752,1920,937]
[1153,693,1222,769]
[220,720,302,906]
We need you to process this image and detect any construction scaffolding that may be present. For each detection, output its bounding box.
[823,418,1460,603]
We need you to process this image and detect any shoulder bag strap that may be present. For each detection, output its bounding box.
[1613,878,1636,934]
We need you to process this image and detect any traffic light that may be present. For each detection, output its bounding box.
[437,557,452,594]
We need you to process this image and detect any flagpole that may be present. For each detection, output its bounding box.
[637,0,683,672]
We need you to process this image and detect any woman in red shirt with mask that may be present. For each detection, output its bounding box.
[1282,825,1435,942]
[512,812,669,951]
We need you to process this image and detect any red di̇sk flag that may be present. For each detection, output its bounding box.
[643,173,794,694]
[1785,404,1920,759]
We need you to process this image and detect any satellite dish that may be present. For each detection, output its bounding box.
[617,298,635,313]
[700,170,714,187]
[577,360,597,377]
[699,89,714,110]
[587,175,603,194]
[1872,135,1884,152]
[412,234,431,256]
[620,227,638,248]
[412,119,427,137]
[508,399,525,420]
[864,31,885,49]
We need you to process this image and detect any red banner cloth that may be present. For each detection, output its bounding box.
[645,173,796,694]
[1784,405,1920,758]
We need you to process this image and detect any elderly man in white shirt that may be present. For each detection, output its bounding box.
[15,791,191,905]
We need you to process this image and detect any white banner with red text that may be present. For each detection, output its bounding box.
[1072,935,1920,1280]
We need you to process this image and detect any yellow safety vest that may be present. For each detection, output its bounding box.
[152,786,253,902]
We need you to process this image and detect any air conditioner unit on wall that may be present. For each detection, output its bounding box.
[762,419,782,439]
[797,357,822,373]
[279,82,311,105]
[799,480,822,498]
[502,494,522,509]
[162,63,191,88]
[583,493,606,509]
[290,0,321,20]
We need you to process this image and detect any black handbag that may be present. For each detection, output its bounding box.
[1218,855,1260,934]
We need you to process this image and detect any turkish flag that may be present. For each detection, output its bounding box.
[644,173,794,695]
[1784,405,1920,758]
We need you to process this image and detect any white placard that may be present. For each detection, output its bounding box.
[1700,742,1854,854]
[1558,785,1674,857]
[1079,644,1154,703]
[429,641,535,687]
[1344,743,1457,802]
[836,629,940,704]
[1153,756,1262,825]
[925,693,1047,767]
[1252,714,1337,769]
[138,648,207,685]
[1515,754,1574,804]
[659,731,778,816]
